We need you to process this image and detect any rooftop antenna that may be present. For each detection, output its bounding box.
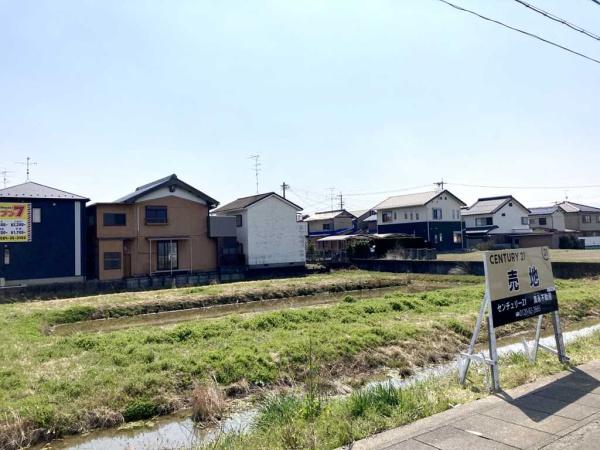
[0,169,14,188]
[328,187,336,211]
[434,179,445,192]
[15,156,37,181]
[249,154,261,194]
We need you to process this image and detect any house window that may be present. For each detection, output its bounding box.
[410,212,413,220]
[323,223,332,230]
[32,208,42,223]
[3,248,9,265]
[453,231,462,244]
[432,208,442,220]
[103,213,126,226]
[539,217,547,226]
[521,217,529,225]
[103,252,121,270]
[415,212,420,220]
[235,214,243,227]
[145,206,168,225]
[475,217,493,227]
[509,202,513,207]
[583,215,592,224]
[452,210,455,220]
[382,212,393,223]
[404,212,408,220]
[393,212,397,220]
[157,241,178,271]
[597,216,600,223]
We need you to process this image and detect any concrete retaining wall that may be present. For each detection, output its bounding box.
[0,265,321,303]
[351,259,600,279]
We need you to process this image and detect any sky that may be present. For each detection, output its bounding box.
[1,0,599,213]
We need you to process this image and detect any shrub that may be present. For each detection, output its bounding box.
[122,399,158,422]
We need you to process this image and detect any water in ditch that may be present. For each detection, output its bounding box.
[42,320,600,450]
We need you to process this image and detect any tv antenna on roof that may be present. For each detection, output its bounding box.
[15,156,37,181]
[0,169,14,188]
[249,154,261,194]
[434,179,445,192]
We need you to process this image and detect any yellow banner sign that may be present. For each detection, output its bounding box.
[0,203,31,242]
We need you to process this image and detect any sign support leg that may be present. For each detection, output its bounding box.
[525,315,544,363]
[459,296,487,385]
[487,304,500,392]
[551,311,568,364]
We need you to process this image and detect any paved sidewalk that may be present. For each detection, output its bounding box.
[348,360,600,450]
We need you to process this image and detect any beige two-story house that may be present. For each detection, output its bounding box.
[86,174,219,281]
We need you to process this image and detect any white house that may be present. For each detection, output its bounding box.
[373,190,466,251]
[462,195,550,248]
[212,192,307,268]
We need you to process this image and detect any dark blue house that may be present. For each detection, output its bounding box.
[374,190,467,251]
[0,182,88,286]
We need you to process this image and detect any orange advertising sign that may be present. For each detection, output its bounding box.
[0,203,31,242]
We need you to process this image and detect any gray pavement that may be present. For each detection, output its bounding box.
[348,360,600,450]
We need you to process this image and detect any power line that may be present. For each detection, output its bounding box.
[436,0,600,65]
[590,0,600,6]
[343,184,432,197]
[514,0,600,42]
[446,182,600,190]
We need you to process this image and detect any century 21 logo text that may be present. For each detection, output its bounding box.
[0,205,26,218]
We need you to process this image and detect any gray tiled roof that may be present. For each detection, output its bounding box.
[462,195,530,216]
[304,210,355,222]
[213,192,302,213]
[558,201,600,213]
[0,181,88,200]
[529,206,558,215]
[374,190,465,210]
[114,174,218,207]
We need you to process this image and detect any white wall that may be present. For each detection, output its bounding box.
[246,196,306,266]
[464,201,530,233]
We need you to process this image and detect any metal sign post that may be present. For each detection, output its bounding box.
[459,247,568,392]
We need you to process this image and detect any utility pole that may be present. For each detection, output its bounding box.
[249,154,261,194]
[280,181,290,199]
[0,169,13,188]
[15,157,37,181]
[434,179,445,192]
[337,192,344,210]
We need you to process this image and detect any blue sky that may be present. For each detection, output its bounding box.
[1,0,599,212]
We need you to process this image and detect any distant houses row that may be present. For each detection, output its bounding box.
[1,177,599,287]
[305,190,600,257]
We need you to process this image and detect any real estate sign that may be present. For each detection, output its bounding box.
[484,247,558,327]
[0,203,32,242]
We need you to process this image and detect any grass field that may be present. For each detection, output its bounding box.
[207,330,600,450]
[0,271,599,449]
[437,249,600,263]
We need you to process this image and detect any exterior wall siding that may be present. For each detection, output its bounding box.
[1,199,86,283]
[91,195,217,281]
[245,196,306,266]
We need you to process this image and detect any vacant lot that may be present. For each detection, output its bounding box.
[438,249,600,263]
[0,271,598,449]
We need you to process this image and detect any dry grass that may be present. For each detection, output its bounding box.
[192,381,226,423]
